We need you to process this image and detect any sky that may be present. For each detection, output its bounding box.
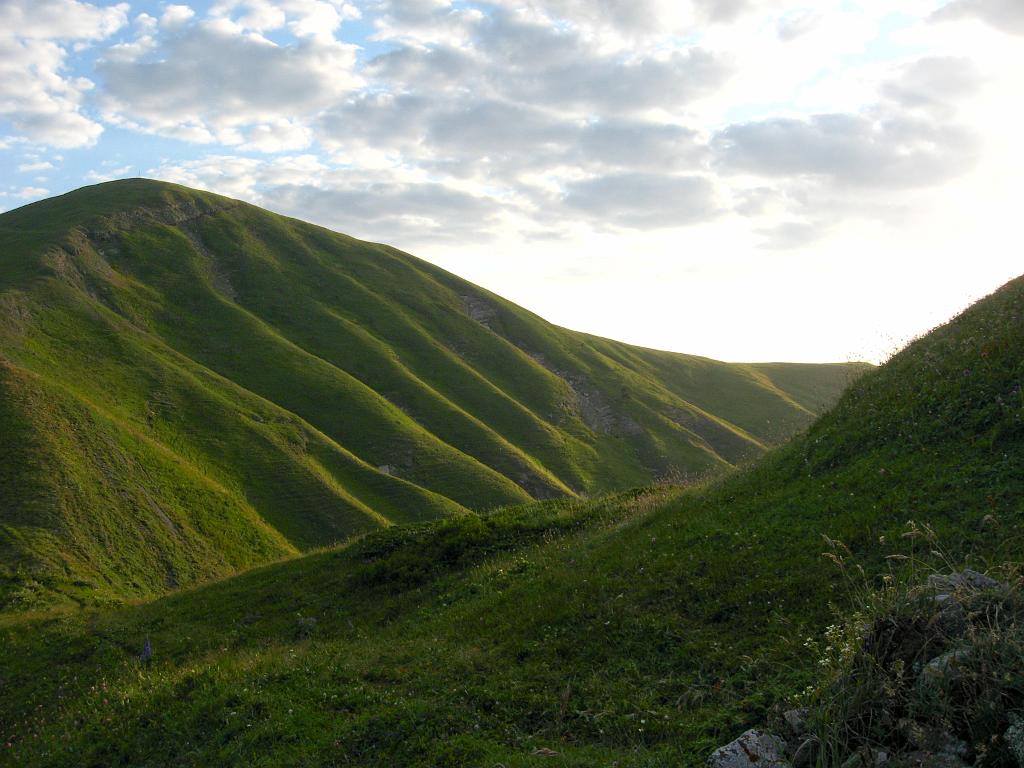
[1,0,1022,363]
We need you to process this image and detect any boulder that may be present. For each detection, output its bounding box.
[928,569,1001,596]
[783,708,809,739]
[708,729,791,768]
[918,648,973,691]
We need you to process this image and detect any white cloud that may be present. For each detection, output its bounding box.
[85,164,133,182]
[243,119,314,153]
[367,9,731,116]
[0,0,128,41]
[0,0,127,148]
[17,161,55,172]
[149,154,327,199]
[561,173,721,230]
[211,0,361,39]
[160,5,196,29]
[932,0,1024,34]
[97,13,362,149]
[713,112,979,189]
[12,186,50,199]
[481,0,755,39]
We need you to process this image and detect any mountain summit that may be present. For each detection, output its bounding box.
[0,180,865,607]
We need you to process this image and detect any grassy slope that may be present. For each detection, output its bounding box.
[0,180,865,608]
[0,276,1019,765]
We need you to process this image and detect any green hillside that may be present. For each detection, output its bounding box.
[0,274,1019,763]
[0,180,864,609]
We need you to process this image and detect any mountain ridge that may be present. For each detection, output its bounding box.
[0,179,867,608]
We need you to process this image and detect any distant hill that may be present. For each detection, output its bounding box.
[0,179,865,608]
[0,241,1018,766]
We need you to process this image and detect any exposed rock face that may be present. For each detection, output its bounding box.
[709,569,1017,768]
[708,729,791,768]
[525,351,642,436]
[462,294,498,329]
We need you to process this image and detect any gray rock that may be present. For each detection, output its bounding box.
[783,708,809,739]
[919,648,973,691]
[928,569,1001,596]
[921,647,966,684]
[708,729,791,768]
[903,751,969,768]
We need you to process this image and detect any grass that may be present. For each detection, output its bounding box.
[0,267,1019,765]
[0,179,863,608]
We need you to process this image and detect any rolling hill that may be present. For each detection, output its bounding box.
[0,179,865,609]
[0,247,1019,764]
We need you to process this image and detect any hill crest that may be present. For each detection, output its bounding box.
[0,179,867,608]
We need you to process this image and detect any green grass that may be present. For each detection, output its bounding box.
[0,263,1019,765]
[0,180,864,608]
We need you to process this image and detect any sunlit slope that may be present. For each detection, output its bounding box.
[0,179,865,606]
[0,274,1019,766]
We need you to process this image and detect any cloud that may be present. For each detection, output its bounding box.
[421,9,729,115]
[149,154,328,200]
[706,53,990,248]
[12,186,50,199]
[318,88,708,178]
[161,5,196,29]
[370,9,731,116]
[97,13,361,149]
[0,0,127,148]
[424,100,572,169]
[211,0,362,40]
[714,112,979,189]
[85,164,133,183]
[881,57,985,112]
[0,0,127,40]
[713,55,984,195]
[575,120,708,172]
[1,0,1005,252]
[932,0,1024,35]
[482,0,752,37]
[17,161,55,172]
[561,173,720,229]
[264,180,504,243]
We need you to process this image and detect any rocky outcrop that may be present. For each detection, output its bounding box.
[708,729,791,768]
[708,569,1021,768]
